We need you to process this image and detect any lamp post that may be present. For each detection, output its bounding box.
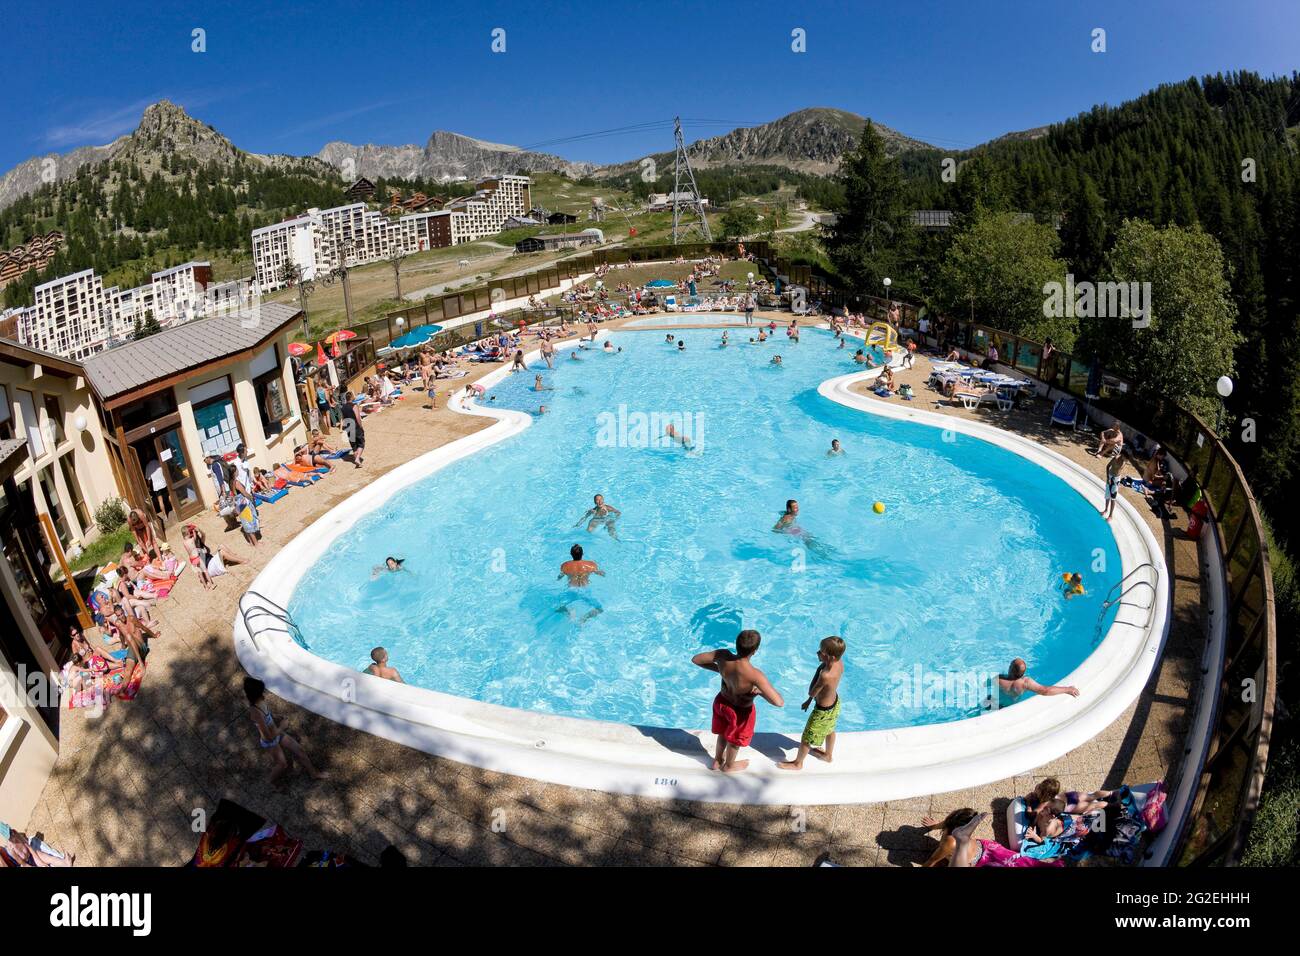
[883,277,892,320]
[1216,375,1234,436]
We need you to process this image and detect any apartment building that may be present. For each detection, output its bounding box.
[251,214,319,292]
[0,231,64,291]
[250,185,506,293]
[15,262,223,360]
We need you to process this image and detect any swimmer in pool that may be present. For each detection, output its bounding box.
[827,439,844,457]
[556,543,605,621]
[537,404,548,415]
[569,351,581,361]
[533,374,553,392]
[720,331,729,348]
[663,423,693,449]
[992,658,1080,709]
[603,340,618,353]
[677,340,686,352]
[773,499,832,556]
[1062,572,1085,598]
[364,647,404,683]
[576,494,622,539]
[853,349,868,364]
[371,556,407,578]
[773,499,801,533]
[666,334,675,343]
[770,355,783,366]
[758,329,768,342]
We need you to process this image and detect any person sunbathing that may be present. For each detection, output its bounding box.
[295,444,335,473]
[1,826,75,867]
[275,463,317,484]
[1095,426,1124,458]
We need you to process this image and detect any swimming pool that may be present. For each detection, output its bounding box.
[285,327,1121,734]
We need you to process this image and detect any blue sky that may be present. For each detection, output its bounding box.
[2,0,1297,171]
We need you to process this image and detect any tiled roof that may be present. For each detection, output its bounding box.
[83,302,301,400]
[0,437,29,481]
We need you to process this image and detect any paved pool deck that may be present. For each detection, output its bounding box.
[24,313,1208,866]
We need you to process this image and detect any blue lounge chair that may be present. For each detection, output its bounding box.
[1051,398,1078,429]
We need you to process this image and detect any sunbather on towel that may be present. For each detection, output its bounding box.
[294,444,335,473]
[0,823,74,867]
[920,810,1063,868]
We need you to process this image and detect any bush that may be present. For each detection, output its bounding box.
[94,496,128,535]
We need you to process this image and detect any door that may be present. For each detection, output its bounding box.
[154,427,201,523]
[133,427,202,525]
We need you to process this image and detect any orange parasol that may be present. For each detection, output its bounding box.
[287,342,311,357]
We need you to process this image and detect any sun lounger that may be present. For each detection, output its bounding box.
[1051,397,1079,428]
[954,389,994,410]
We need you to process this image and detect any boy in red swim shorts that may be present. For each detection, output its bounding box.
[692,629,785,773]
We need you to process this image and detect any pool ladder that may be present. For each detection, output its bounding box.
[1092,562,1159,645]
[238,590,310,654]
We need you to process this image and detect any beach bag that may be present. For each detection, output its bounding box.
[1141,782,1168,833]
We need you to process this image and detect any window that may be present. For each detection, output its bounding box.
[37,466,70,548]
[43,393,64,446]
[0,385,12,442]
[251,344,289,439]
[120,392,178,433]
[59,454,91,533]
[190,376,242,457]
[15,389,44,458]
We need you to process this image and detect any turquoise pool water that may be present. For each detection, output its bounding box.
[625,313,749,327]
[289,325,1119,733]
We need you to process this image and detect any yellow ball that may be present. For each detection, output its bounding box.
[873,501,885,514]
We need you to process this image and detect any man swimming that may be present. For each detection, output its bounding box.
[663,423,693,449]
[677,340,686,352]
[827,439,844,457]
[556,543,605,621]
[569,351,582,361]
[364,647,405,683]
[770,354,783,365]
[533,374,553,392]
[691,629,785,773]
[576,494,621,539]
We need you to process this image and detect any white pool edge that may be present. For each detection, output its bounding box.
[234,327,1171,805]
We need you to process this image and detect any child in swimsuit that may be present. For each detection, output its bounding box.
[778,636,846,771]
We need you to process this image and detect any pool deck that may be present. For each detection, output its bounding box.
[24,313,1207,866]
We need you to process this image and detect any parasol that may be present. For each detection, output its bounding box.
[325,328,356,358]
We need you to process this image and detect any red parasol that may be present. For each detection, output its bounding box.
[316,342,328,367]
[325,329,356,358]
[287,342,311,357]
